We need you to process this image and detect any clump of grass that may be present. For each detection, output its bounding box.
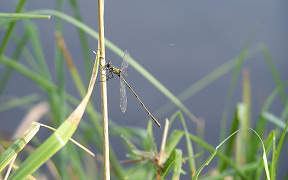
[0,1,287,180]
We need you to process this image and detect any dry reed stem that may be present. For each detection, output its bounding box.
[98,0,110,179]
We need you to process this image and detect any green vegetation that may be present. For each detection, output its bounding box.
[0,1,287,179]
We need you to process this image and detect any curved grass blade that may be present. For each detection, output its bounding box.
[192,128,270,180]
[0,27,30,96]
[165,130,184,155]
[154,44,264,119]
[0,56,56,92]
[0,0,27,57]
[162,149,183,179]
[0,94,39,112]
[0,122,40,172]
[8,51,99,179]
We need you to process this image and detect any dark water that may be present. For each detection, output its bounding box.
[1,1,287,179]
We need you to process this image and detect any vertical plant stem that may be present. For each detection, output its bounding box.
[157,118,169,179]
[158,118,169,166]
[0,0,27,56]
[98,0,110,179]
[0,0,27,97]
[69,0,92,84]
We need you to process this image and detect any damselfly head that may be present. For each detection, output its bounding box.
[106,61,112,67]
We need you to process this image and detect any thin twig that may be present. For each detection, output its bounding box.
[98,0,110,179]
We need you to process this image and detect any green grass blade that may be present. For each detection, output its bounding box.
[258,101,288,180]
[273,103,288,179]
[262,112,287,130]
[0,19,20,27]
[270,131,276,180]
[162,149,183,179]
[194,128,270,180]
[262,47,287,105]
[237,68,252,167]
[68,0,92,84]
[168,110,181,127]
[0,13,50,19]
[143,120,154,152]
[219,37,250,143]
[2,51,123,178]
[54,2,68,177]
[0,0,27,57]
[0,29,30,95]
[154,43,264,119]
[242,68,251,143]
[217,36,252,171]
[253,128,271,180]
[177,112,196,177]
[20,43,41,73]
[0,122,40,172]
[165,130,184,155]
[261,85,286,112]
[9,120,77,179]
[120,135,139,152]
[218,106,239,171]
[280,98,288,120]
[0,94,39,112]
[255,130,274,179]
[24,20,51,80]
[189,131,248,179]
[66,143,87,180]
[55,32,86,97]
[171,149,182,180]
[0,56,56,92]
[200,162,259,180]
[249,86,282,163]
[9,49,99,179]
[235,104,247,175]
[0,0,28,98]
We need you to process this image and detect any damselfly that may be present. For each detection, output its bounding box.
[105,50,161,128]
